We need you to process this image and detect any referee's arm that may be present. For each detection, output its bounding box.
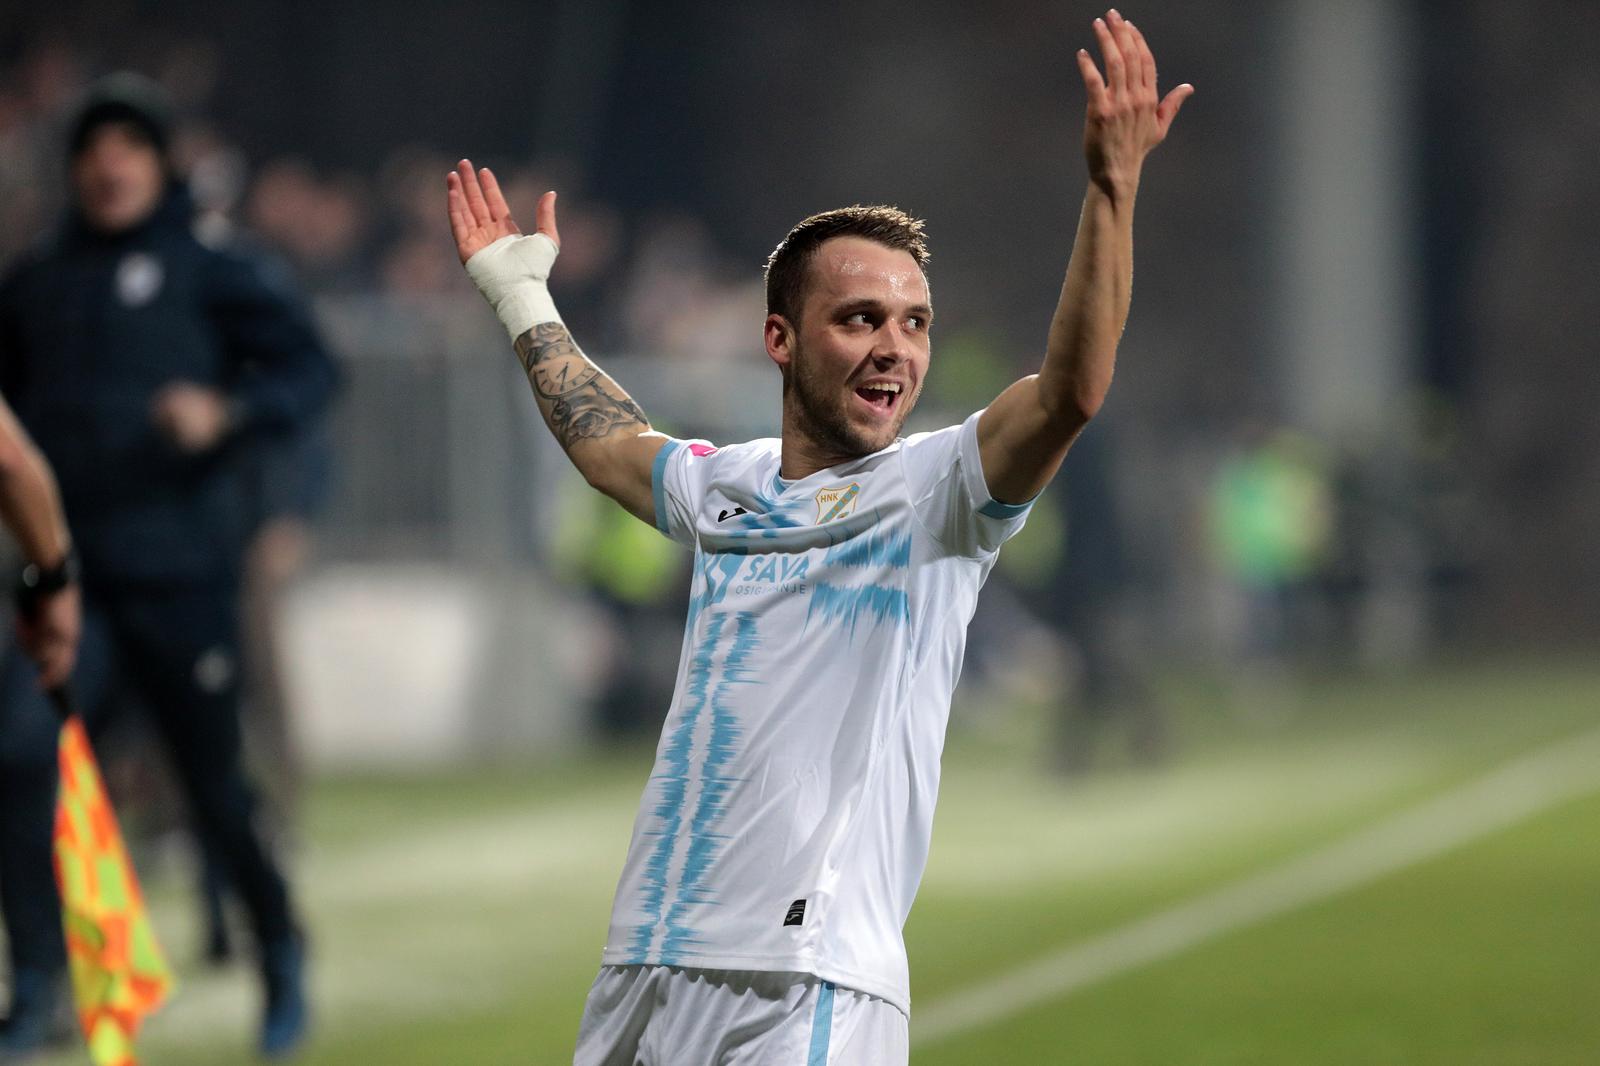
[448,160,667,525]
[977,9,1191,506]
[0,396,80,688]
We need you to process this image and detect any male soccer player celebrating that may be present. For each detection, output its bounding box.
[450,10,1188,1063]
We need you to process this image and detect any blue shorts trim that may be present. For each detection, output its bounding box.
[807,980,835,1065]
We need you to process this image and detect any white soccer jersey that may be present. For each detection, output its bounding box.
[600,410,1032,1015]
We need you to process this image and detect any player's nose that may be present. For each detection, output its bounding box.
[871,322,911,363]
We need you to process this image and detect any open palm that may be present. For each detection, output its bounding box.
[1076,10,1191,195]
[446,158,560,265]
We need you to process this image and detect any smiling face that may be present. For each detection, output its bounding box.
[767,236,932,466]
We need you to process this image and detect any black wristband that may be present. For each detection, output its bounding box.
[15,550,80,616]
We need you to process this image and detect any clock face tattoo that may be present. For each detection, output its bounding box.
[532,357,599,398]
[517,322,600,399]
[512,322,649,451]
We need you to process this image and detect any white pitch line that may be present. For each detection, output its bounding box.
[912,722,1600,1048]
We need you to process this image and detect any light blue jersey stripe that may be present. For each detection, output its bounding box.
[624,610,726,958]
[652,440,681,535]
[978,496,1032,519]
[659,610,758,963]
[807,981,836,1066]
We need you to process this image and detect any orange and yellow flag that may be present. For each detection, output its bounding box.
[52,715,175,1066]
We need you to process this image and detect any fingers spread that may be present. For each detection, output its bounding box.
[1127,20,1156,94]
[1157,83,1195,135]
[1077,49,1108,109]
[446,172,474,247]
[1109,9,1137,80]
[1113,14,1144,103]
[456,159,492,226]
[535,190,560,247]
[1093,17,1124,96]
[479,166,512,223]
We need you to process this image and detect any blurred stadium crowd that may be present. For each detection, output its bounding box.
[1,1,1596,766]
[0,35,764,363]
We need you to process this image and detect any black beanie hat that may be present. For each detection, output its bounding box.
[67,72,174,161]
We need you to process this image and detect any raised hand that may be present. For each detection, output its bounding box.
[1076,9,1192,197]
[445,158,560,265]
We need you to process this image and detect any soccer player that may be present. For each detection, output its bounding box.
[449,10,1188,1063]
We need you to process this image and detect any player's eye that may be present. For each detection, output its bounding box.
[843,312,872,327]
[905,316,926,331]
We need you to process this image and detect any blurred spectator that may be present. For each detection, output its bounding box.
[0,73,333,1057]
[0,44,86,263]
[1206,426,1334,703]
[619,212,765,362]
[1038,424,1165,774]
[0,391,81,1062]
[173,122,249,227]
[1409,396,1480,644]
[551,469,685,742]
[202,406,337,966]
[246,158,370,291]
[0,0,1583,769]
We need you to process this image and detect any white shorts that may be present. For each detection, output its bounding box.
[573,965,908,1066]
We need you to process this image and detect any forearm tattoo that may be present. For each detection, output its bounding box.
[514,322,647,449]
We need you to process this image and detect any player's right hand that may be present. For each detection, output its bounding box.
[446,159,560,265]
[1076,10,1191,198]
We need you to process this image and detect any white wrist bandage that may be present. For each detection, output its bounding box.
[464,232,563,339]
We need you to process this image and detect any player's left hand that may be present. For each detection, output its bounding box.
[151,381,232,453]
[1077,9,1192,198]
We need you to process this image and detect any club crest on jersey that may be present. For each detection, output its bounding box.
[815,483,861,523]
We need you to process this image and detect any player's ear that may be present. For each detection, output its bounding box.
[764,313,796,371]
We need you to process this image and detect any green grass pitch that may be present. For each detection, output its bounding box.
[26,659,1600,1065]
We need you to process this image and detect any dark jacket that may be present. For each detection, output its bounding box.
[0,185,337,586]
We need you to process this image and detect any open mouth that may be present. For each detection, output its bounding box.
[854,381,903,415]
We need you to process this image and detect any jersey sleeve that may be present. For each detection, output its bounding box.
[651,437,719,547]
[900,410,1035,557]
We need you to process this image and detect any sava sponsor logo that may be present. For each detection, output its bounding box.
[731,553,810,596]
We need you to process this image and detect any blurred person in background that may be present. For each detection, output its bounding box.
[1206,424,1334,710]
[0,398,80,1054]
[0,397,79,694]
[448,10,1188,1062]
[245,158,371,294]
[550,468,685,742]
[0,43,88,266]
[1035,422,1164,774]
[200,395,336,966]
[0,72,335,1059]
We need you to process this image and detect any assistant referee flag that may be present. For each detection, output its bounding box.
[52,693,174,1066]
